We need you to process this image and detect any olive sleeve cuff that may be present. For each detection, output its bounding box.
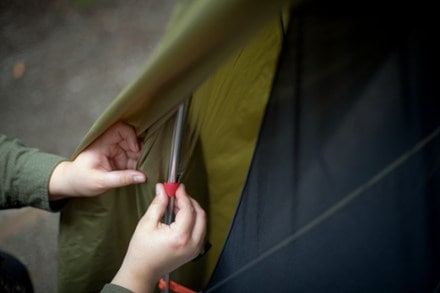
[100,283,134,293]
[0,135,67,211]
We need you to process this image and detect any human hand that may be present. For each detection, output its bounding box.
[111,184,207,293]
[48,122,146,200]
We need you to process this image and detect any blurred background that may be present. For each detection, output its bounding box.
[0,0,175,291]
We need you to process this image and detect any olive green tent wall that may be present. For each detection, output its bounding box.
[58,1,290,292]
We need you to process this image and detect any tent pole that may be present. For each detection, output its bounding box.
[163,100,188,293]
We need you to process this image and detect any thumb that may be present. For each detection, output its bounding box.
[143,184,169,224]
[100,170,146,190]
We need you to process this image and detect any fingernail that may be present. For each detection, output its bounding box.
[133,141,139,152]
[155,183,161,197]
[133,175,145,183]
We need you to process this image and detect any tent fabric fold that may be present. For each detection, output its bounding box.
[71,0,288,156]
[59,1,288,292]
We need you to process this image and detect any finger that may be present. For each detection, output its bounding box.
[126,157,138,170]
[114,123,140,152]
[118,139,136,153]
[125,150,140,160]
[190,198,207,251]
[112,150,139,170]
[100,170,146,190]
[143,184,169,225]
[173,185,196,235]
[99,122,140,153]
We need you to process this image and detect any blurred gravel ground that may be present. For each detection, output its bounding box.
[0,0,175,291]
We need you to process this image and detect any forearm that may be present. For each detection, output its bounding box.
[0,135,66,211]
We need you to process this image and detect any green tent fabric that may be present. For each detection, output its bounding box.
[58,1,289,292]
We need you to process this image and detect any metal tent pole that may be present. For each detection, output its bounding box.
[163,100,188,293]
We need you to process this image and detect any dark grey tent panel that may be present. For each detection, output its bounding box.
[205,1,440,292]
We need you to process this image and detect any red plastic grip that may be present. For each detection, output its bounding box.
[163,182,180,197]
[158,278,197,293]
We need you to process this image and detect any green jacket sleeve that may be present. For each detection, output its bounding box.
[0,134,66,211]
[100,284,134,293]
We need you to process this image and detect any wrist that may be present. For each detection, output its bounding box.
[111,259,158,293]
[48,161,73,200]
